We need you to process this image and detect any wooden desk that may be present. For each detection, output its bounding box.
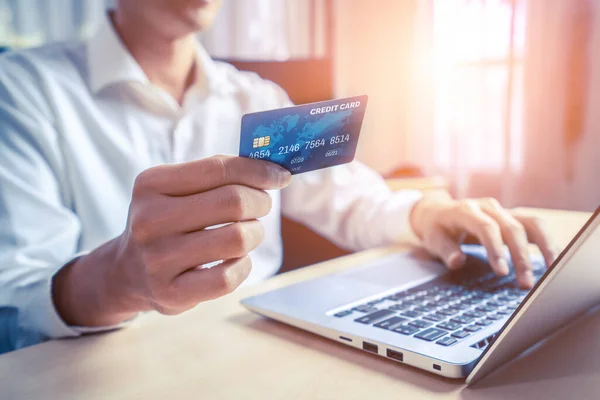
[0,209,593,399]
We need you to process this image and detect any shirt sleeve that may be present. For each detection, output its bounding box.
[256,79,425,251]
[0,65,128,350]
[281,163,423,251]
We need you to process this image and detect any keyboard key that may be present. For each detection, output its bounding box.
[367,299,385,305]
[437,308,459,316]
[496,309,513,315]
[476,319,493,326]
[334,310,352,318]
[355,310,394,324]
[393,325,420,335]
[429,300,450,308]
[353,305,378,313]
[451,330,471,339]
[462,298,485,306]
[414,306,437,313]
[423,313,446,322]
[463,310,486,318]
[451,315,474,325]
[388,304,409,312]
[476,305,496,313]
[496,296,513,303]
[409,319,433,329]
[374,316,409,330]
[464,325,483,332]
[415,328,447,342]
[487,314,505,321]
[436,336,458,346]
[486,301,504,307]
[401,310,421,318]
[450,303,471,311]
[400,300,418,307]
[437,321,462,331]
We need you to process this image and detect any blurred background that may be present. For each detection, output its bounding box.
[1,0,598,212]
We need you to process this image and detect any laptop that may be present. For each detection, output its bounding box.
[242,208,600,384]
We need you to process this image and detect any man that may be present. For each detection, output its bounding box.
[0,0,556,351]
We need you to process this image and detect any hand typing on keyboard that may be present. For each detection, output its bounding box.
[338,258,549,348]
[409,195,559,289]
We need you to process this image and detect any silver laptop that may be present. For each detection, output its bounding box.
[242,208,600,384]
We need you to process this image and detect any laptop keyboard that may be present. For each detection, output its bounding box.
[333,258,547,349]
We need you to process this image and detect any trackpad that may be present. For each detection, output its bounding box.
[337,250,448,289]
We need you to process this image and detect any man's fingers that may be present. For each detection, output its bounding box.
[173,256,253,305]
[512,212,560,268]
[174,184,273,232]
[443,201,509,276]
[423,228,466,270]
[140,185,273,236]
[146,221,264,278]
[480,200,533,289]
[135,155,291,197]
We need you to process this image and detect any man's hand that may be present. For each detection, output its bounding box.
[53,156,291,326]
[410,194,559,289]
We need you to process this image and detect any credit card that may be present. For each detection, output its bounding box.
[239,95,368,175]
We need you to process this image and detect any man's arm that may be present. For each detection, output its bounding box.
[281,162,559,289]
[246,73,559,288]
[281,161,423,250]
[0,74,86,348]
[0,67,291,344]
[52,156,291,327]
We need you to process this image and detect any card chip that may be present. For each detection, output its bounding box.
[253,136,271,148]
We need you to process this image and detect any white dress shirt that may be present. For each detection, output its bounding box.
[0,15,422,351]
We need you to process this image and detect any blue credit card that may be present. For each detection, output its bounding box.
[239,95,368,174]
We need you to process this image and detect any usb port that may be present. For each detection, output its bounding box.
[362,341,378,353]
[386,349,403,362]
[433,364,442,371]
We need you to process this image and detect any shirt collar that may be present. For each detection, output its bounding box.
[86,12,235,96]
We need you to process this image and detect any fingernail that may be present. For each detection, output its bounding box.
[497,258,510,276]
[521,270,534,289]
[447,252,466,269]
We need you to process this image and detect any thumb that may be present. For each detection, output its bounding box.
[424,228,467,270]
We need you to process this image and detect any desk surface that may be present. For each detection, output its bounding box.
[0,209,595,400]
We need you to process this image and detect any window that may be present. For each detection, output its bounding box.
[0,0,103,48]
[431,0,526,173]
